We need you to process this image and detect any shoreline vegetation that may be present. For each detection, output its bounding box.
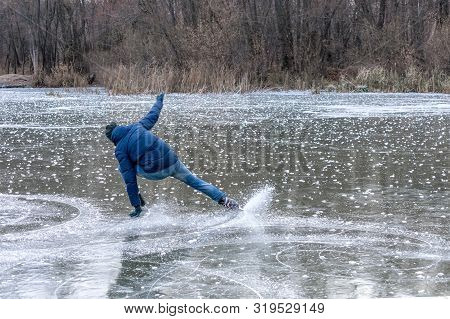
[100,64,450,94]
[1,64,449,94]
[1,1,449,94]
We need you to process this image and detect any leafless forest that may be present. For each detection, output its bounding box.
[0,0,449,92]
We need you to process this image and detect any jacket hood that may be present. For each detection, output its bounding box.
[111,125,129,145]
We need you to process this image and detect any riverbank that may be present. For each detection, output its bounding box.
[0,74,33,88]
[100,64,450,94]
[2,65,449,94]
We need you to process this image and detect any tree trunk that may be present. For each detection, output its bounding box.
[408,0,422,46]
[274,0,294,70]
[377,0,387,29]
[438,0,449,25]
[30,42,38,75]
[356,0,375,25]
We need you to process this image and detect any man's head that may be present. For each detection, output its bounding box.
[105,122,118,142]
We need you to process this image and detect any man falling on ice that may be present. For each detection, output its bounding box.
[105,93,239,217]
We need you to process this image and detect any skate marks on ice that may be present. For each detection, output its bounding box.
[0,189,448,298]
[109,186,448,299]
[0,188,272,298]
[0,195,81,235]
[0,194,125,298]
[123,216,448,299]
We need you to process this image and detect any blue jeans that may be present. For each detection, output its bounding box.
[136,160,225,202]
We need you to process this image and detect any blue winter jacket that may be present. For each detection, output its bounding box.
[111,99,178,207]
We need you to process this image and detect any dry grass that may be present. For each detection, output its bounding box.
[32,65,88,88]
[338,66,450,93]
[100,63,449,94]
[102,64,317,94]
[101,63,257,94]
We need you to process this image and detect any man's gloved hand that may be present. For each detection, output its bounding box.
[139,193,146,207]
[129,205,142,218]
[156,92,164,103]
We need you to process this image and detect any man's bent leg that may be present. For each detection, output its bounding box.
[171,161,225,202]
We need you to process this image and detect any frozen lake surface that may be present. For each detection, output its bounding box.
[0,88,448,298]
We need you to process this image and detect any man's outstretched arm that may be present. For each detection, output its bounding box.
[139,93,165,130]
[115,150,141,209]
